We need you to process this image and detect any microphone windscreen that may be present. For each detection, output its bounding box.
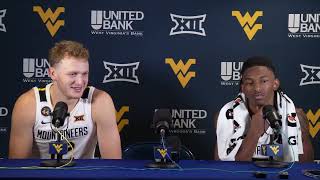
[52,101,68,127]
[153,109,172,134]
[262,105,281,129]
[262,105,274,116]
[153,109,172,124]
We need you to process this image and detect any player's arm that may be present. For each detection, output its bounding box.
[92,89,121,159]
[235,110,267,161]
[9,89,36,158]
[296,108,314,162]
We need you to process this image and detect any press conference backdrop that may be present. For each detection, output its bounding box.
[0,0,319,160]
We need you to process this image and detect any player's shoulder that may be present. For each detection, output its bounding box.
[12,88,36,121]
[92,88,113,104]
[15,88,36,106]
[220,100,234,112]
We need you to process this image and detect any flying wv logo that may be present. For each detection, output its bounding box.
[157,148,167,158]
[270,145,280,155]
[232,11,263,40]
[33,6,65,37]
[165,58,196,88]
[116,106,129,132]
[307,108,320,138]
[53,144,63,154]
[49,143,67,155]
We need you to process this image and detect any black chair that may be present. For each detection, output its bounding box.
[122,142,195,160]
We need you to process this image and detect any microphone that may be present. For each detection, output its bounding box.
[262,105,281,133]
[145,110,177,168]
[153,109,171,138]
[52,101,69,128]
[40,101,74,167]
[254,105,288,168]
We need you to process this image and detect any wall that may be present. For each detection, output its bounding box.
[0,0,319,160]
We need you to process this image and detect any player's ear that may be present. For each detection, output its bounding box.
[273,78,280,91]
[49,67,57,80]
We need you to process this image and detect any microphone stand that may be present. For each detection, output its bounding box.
[145,129,177,168]
[56,125,62,164]
[254,131,288,168]
[269,134,275,162]
[40,119,75,167]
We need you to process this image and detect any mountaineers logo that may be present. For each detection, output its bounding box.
[33,6,65,37]
[41,106,51,116]
[116,106,129,132]
[262,145,266,154]
[270,145,280,155]
[165,58,196,88]
[157,148,168,158]
[232,11,263,40]
[53,144,63,154]
[307,108,320,138]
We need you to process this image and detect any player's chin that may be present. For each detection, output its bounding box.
[254,99,268,107]
[249,97,265,106]
[69,91,83,99]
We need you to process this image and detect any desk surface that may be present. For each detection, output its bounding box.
[0,159,319,179]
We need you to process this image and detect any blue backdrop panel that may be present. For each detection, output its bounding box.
[0,0,319,160]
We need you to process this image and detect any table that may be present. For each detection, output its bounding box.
[0,159,319,179]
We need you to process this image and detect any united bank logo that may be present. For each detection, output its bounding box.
[33,6,65,37]
[22,58,51,83]
[91,10,144,37]
[0,106,8,134]
[306,108,320,138]
[169,14,206,36]
[0,107,8,117]
[103,61,139,84]
[165,58,196,88]
[299,64,320,86]
[0,9,6,32]
[116,106,129,132]
[0,127,7,134]
[288,13,320,39]
[169,109,207,135]
[220,62,243,86]
[232,11,263,40]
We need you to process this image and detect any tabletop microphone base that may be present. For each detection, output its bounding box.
[254,160,289,168]
[40,159,76,167]
[145,161,177,168]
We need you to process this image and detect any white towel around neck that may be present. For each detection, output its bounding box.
[216,91,303,162]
